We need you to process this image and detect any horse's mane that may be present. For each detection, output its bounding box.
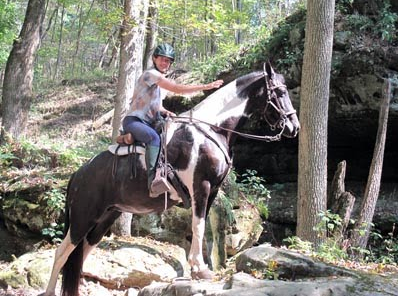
[236,71,265,98]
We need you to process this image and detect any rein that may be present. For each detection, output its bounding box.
[171,115,285,142]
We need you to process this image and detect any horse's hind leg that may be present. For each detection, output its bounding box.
[80,210,122,266]
[86,210,121,245]
[43,230,76,296]
[82,239,98,263]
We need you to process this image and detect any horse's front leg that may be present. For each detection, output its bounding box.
[188,180,215,280]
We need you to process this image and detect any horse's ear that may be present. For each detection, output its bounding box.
[264,61,275,78]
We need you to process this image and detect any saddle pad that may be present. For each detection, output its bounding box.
[108,144,145,156]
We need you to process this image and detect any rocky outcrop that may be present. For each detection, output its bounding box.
[235,244,357,280]
[0,236,190,295]
[130,200,263,270]
[1,241,397,296]
[232,7,398,185]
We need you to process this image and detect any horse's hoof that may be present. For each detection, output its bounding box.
[191,268,215,280]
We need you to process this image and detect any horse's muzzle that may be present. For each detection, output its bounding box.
[283,115,300,138]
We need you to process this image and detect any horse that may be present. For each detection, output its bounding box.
[42,62,300,296]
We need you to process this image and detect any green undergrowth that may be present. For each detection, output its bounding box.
[0,138,101,242]
[218,169,271,224]
[282,211,398,275]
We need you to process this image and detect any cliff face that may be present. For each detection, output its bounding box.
[233,3,398,184]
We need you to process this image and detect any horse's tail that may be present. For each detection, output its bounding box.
[63,172,73,238]
[61,172,83,296]
[61,240,83,296]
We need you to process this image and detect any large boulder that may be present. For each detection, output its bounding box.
[235,244,356,280]
[83,237,189,289]
[131,200,263,270]
[138,244,398,296]
[138,272,358,296]
[1,240,398,296]
[0,236,189,295]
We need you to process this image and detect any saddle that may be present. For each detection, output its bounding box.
[109,133,145,156]
[109,131,191,209]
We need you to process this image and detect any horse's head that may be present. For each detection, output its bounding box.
[261,62,300,138]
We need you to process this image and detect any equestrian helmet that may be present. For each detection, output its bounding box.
[153,43,175,62]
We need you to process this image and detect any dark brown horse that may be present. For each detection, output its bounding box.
[42,62,300,296]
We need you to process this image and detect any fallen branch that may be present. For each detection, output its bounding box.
[92,108,114,129]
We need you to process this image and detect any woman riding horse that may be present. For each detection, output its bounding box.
[41,60,300,296]
[120,43,223,197]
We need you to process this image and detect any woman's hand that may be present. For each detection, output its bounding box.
[162,110,176,118]
[204,79,224,90]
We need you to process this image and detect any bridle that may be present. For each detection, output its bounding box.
[262,65,297,132]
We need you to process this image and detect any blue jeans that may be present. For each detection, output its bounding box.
[122,116,160,147]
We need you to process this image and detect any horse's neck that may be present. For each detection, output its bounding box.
[181,80,248,128]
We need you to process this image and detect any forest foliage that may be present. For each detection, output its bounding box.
[1,0,396,86]
[0,0,306,88]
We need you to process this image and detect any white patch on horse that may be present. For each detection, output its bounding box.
[188,206,207,271]
[180,80,243,126]
[173,126,204,197]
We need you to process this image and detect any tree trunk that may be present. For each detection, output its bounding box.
[0,0,46,143]
[349,79,391,251]
[111,212,133,236]
[111,0,149,142]
[234,0,242,45]
[328,160,346,211]
[206,200,227,270]
[104,29,120,69]
[72,0,95,76]
[111,0,149,236]
[99,29,118,69]
[328,161,356,239]
[143,0,158,70]
[53,3,65,81]
[297,0,335,248]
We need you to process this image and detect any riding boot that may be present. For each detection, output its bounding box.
[145,145,171,198]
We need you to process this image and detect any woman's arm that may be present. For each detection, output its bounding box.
[157,76,224,94]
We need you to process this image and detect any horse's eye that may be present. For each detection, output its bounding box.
[275,88,285,97]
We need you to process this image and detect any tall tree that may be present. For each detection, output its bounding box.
[112,0,149,142]
[111,0,149,235]
[349,79,391,252]
[296,0,335,247]
[143,0,158,70]
[0,0,46,143]
[53,2,65,81]
[71,0,95,76]
[233,0,243,45]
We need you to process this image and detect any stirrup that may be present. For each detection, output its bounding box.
[149,177,171,198]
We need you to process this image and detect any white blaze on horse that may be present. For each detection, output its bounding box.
[42,62,300,296]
